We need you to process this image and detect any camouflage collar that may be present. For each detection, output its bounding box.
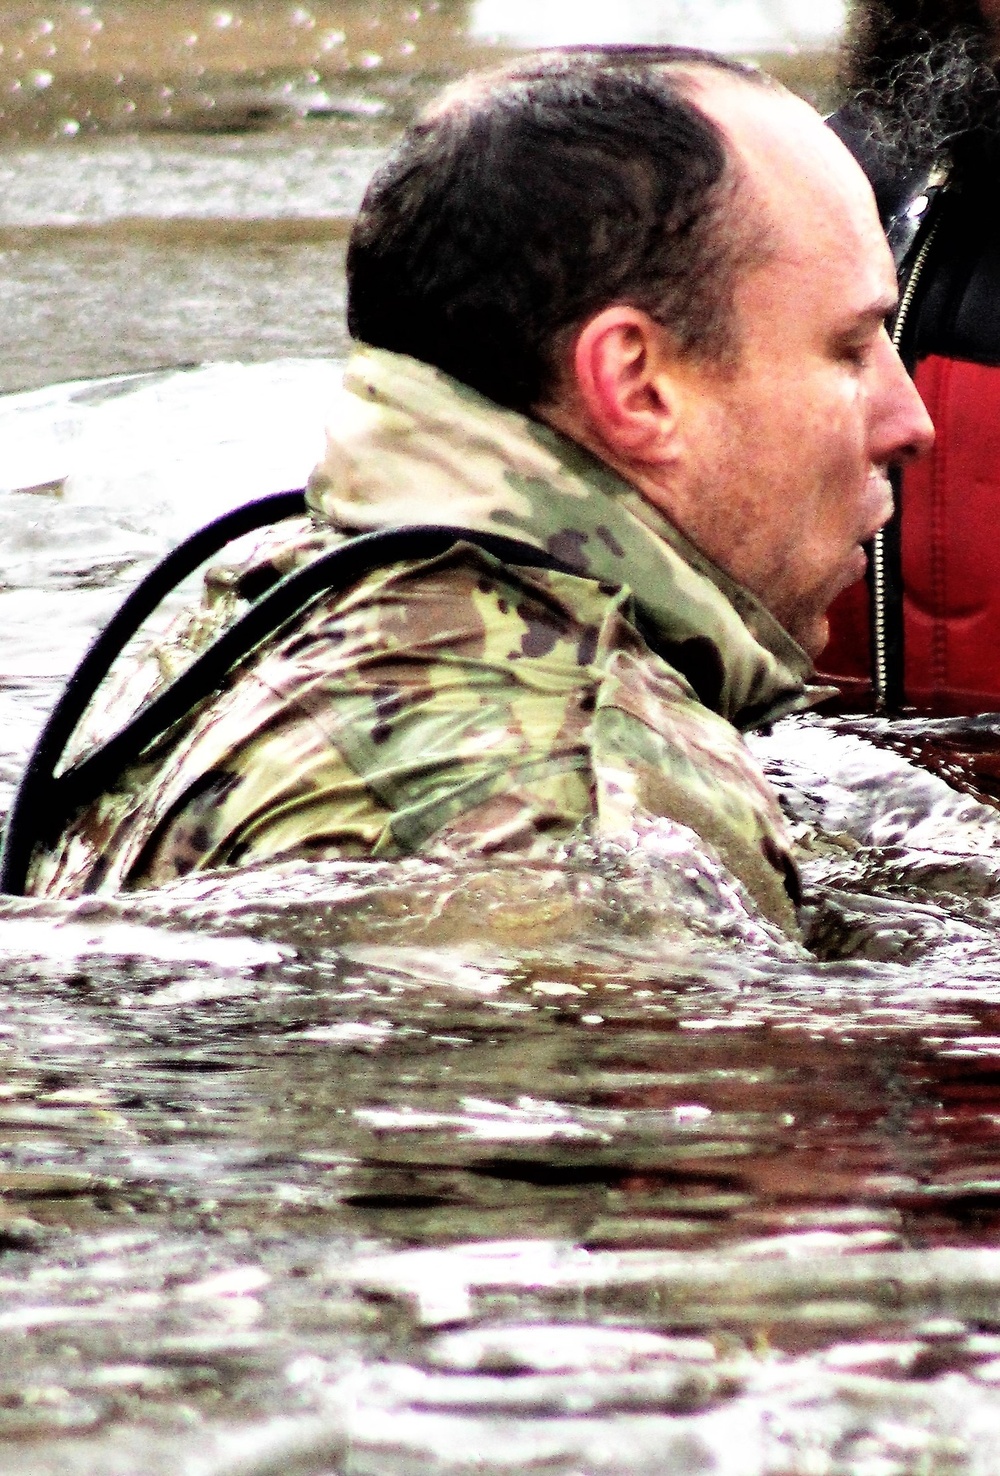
[307,346,824,730]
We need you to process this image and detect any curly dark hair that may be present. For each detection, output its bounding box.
[842,0,985,92]
[346,48,770,414]
[840,1,1000,172]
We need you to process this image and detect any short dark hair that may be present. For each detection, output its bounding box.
[346,48,769,413]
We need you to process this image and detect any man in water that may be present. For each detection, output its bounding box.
[24,50,931,937]
[824,2,1000,712]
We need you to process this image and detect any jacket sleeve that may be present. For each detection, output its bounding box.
[588,631,801,936]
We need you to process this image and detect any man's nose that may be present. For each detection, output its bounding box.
[871,331,935,465]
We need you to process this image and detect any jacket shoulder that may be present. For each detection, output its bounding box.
[827,102,924,227]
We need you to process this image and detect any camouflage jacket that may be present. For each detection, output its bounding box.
[28,347,822,933]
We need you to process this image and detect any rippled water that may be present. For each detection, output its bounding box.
[11,4,1000,1474]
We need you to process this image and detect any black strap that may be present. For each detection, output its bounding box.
[877,182,947,711]
[0,491,309,895]
[832,102,947,711]
[871,469,907,714]
[0,501,572,895]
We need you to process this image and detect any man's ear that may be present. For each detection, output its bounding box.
[571,306,682,463]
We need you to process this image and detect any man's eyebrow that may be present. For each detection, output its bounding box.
[834,297,898,336]
[857,295,899,324]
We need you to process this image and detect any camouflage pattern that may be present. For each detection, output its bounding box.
[27,346,827,934]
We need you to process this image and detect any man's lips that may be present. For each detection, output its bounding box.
[822,471,895,603]
[834,542,870,599]
[866,467,895,537]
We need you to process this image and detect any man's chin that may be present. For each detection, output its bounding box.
[780,605,829,661]
[801,614,830,663]
[833,543,871,598]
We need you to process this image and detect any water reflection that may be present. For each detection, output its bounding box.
[0,2,478,126]
[0,0,845,140]
[4,826,1000,1468]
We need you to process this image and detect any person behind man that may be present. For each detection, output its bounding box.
[824,1,1000,713]
[25,50,931,936]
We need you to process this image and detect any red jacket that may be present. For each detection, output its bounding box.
[822,119,1000,714]
[824,356,1000,714]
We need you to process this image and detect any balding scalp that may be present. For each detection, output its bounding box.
[347,50,771,413]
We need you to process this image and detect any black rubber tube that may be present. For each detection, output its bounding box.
[1,516,568,895]
[0,490,308,895]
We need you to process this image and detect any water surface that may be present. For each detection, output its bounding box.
[8,6,1000,1475]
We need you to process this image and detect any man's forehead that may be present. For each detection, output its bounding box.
[692,76,852,188]
[696,78,889,252]
[690,74,898,318]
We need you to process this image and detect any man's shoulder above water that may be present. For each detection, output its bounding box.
[28,348,807,935]
[22,51,932,943]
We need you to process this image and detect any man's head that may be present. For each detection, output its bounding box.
[348,50,761,415]
[842,1,1000,170]
[347,54,932,659]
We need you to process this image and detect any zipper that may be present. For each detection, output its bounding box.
[870,214,940,711]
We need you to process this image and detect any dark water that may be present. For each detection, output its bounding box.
[6,720,1000,1471]
[12,5,1000,1474]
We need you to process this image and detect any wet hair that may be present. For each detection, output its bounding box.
[346,48,770,413]
[841,1,1000,173]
